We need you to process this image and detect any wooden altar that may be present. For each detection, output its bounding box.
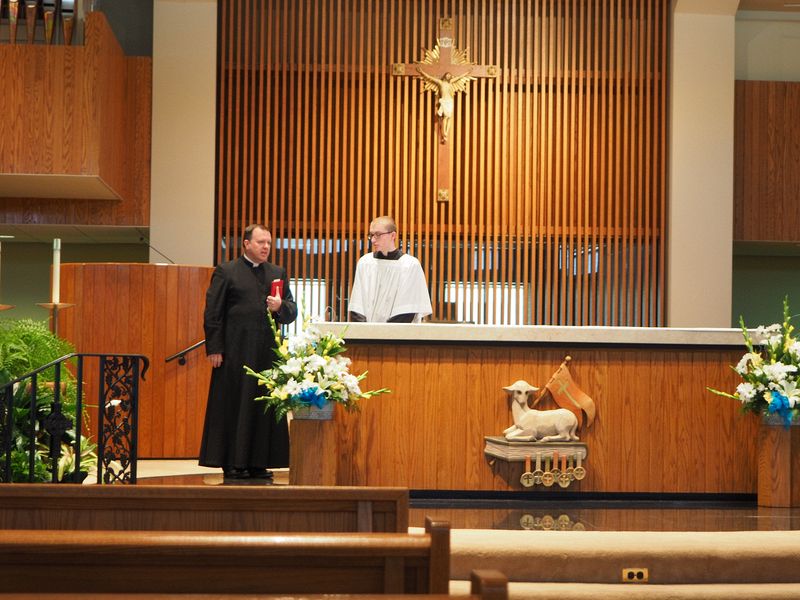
[52,263,774,498]
[298,323,760,495]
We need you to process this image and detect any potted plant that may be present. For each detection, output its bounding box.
[708,298,800,507]
[708,297,799,427]
[245,313,389,421]
[0,319,97,483]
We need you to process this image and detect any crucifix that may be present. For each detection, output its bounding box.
[392,18,498,203]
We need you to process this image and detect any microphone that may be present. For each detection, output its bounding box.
[140,236,176,264]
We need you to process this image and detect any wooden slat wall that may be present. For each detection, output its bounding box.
[0,13,151,226]
[216,0,668,326]
[734,80,800,243]
[332,342,757,493]
[59,263,213,458]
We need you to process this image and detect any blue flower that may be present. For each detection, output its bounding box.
[768,390,794,428]
[294,385,328,409]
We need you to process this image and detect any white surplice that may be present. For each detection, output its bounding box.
[349,253,433,322]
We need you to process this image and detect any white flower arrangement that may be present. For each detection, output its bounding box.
[709,297,800,427]
[245,313,389,421]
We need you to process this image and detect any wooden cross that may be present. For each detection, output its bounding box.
[392,18,498,203]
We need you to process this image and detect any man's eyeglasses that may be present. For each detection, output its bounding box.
[368,231,392,240]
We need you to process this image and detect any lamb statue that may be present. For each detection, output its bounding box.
[502,380,579,442]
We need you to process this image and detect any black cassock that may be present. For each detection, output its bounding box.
[199,256,298,470]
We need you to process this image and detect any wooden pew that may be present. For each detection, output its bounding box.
[0,519,451,595]
[0,570,508,600]
[0,484,408,533]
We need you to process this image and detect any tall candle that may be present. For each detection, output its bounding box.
[52,238,61,305]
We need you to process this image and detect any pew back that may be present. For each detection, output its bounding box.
[0,484,408,533]
[0,571,507,600]
[0,520,450,595]
[0,572,507,600]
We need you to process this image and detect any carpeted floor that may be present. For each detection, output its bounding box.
[441,528,800,599]
[135,459,289,486]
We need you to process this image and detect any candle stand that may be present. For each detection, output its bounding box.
[37,302,75,336]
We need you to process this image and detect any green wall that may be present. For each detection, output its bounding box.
[732,254,800,328]
[0,242,148,322]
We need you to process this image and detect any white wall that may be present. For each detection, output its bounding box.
[667,0,738,327]
[150,0,216,266]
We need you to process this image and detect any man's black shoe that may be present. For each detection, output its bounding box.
[248,468,273,479]
[223,467,250,480]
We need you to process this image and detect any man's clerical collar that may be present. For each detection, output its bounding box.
[242,254,262,267]
[374,248,403,260]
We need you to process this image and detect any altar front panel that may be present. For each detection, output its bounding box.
[331,341,755,494]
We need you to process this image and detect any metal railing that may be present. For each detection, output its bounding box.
[0,352,149,484]
[165,340,205,365]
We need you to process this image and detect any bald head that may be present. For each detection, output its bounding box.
[370,216,397,233]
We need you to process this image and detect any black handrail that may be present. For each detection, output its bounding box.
[165,340,205,365]
[1,353,149,387]
[1,352,149,485]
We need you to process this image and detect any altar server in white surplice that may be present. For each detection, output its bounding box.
[348,216,433,323]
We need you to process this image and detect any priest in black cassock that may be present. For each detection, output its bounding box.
[199,224,297,481]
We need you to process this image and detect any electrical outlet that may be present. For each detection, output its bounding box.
[621,568,649,583]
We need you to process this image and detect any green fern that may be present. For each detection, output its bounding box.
[0,319,87,483]
[0,319,74,383]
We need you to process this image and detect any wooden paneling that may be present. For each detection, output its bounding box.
[0,525,451,595]
[734,80,800,243]
[59,263,212,458]
[756,423,800,507]
[329,341,758,494]
[0,12,151,226]
[216,0,669,327]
